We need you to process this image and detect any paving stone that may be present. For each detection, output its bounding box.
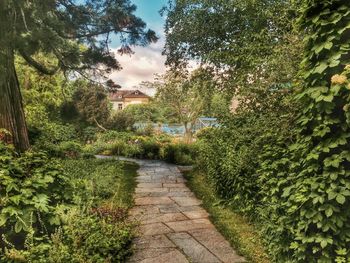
[183,210,209,219]
[163,183,187,188]
[144,192,168,197]
[126,158,244,263]
[136,187,169,193]
[129,205,159,217]
[176,178,187,183]
[138,212,188,224]
[171,196,202,206]
[167,232,220,263]
[167,191,195,197]
[169,187,191,192]
[138,183,163,188]
[157,204,181,213]
[137,176,152,181]
[135,197,174,205]
[129,248,176,262]
[165,219,214,232]
[131,249,189,263]
[134,235,176,249]
[189,228,246,262]
[139,222,173,236]
[178,205,204,212]
[135,192,151,198]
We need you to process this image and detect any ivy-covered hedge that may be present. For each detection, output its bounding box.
[197,1,350,262]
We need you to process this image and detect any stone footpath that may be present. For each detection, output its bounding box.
[123,158,245,263]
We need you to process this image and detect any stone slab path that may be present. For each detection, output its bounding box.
[120,157,245,263]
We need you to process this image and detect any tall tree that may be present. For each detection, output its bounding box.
[163,0,301,110]
[155,70,205,142]
[72,82,111,130]
[0,0,157,151]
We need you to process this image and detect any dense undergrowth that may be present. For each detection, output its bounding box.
[0,142,138,262]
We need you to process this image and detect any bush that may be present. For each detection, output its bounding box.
[137,137,161,159]
[0,142,72,249]
[1,211,134,263]
[45,211,133,263]
[196,116,263,215]
[107,111,135,132]
[162,142,197,165]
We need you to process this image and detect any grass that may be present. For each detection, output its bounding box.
[61,158,139,208]
[113,161,139,208]
[183,169,271,263]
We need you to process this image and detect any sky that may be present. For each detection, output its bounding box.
[109,0,169,94]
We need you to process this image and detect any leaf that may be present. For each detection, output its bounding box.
[0,214,7,227]
[324,42,333,49]
[314,63,328,74]
[325,207,333,217]
[336,194,346,204]
[14,220,23,233]
[323,94,334,102]
[320,240,328,249]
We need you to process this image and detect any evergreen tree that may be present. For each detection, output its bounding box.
[0,0,157,151]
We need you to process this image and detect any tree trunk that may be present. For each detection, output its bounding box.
[184,122,193,143]
[0,49,30,152]
[0,3,30,152]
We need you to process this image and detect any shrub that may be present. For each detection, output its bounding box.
[107,111,135,132]
[57,141,82,158]
[1,211,134,263]
[137,137,161,159]
[49,211,134,263]
[0,142,72,249]
[196,115,264,215]
[162,142,197,165]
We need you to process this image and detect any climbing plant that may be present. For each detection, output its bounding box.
[259,1,350,262]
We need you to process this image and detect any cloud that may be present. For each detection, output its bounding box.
[109,34,167,90]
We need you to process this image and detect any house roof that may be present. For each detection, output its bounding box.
[109,90,150,101]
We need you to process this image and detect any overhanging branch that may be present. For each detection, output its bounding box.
[18,49,59,75]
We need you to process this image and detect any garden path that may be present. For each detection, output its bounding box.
[118,157,245,263]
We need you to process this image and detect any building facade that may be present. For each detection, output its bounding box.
[109,90,150,111]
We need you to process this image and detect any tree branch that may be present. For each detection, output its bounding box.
[18,49,59,75]
[94,118,107,131]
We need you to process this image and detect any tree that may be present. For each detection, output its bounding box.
[155,70,205,142]
[123,102,169,123]
[0,0,157,151]
[72,82,111,130]
[163,0,301,111]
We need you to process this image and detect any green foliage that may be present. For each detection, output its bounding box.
[0,142,71,247]
[195,1,350,262]
[91,130,197,165]
[49,211,133,263]
[0,150,137,262]
[4,0,157,76]
[123,102,169,123]
[72,82,111,128]
[161,142,198,165]
[107,111,135,132]
[255,1,350,261]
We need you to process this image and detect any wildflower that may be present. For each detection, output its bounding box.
[331,74,347,85]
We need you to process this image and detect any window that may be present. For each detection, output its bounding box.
[118,104,123,110]
[135,91,139,95]
[118,95,122,99]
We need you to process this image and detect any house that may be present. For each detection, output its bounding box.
[109,90,150,111]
